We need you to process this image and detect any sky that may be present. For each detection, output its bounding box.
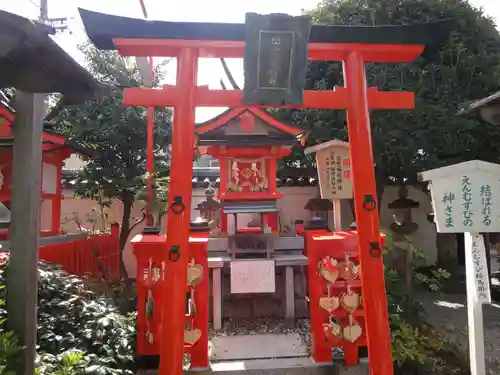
[2,0,500,121]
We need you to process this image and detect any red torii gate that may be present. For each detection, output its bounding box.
[78,8,452,375]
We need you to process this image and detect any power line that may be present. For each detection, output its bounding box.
[26,0,41,9]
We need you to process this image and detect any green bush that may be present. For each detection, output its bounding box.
[383,232,467,374]
[0,258,136,375]
[0,330,21,375]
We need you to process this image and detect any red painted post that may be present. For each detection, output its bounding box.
[110,223,121,281]
[218,156,227,233]
[146,106,154,226]
[131,233,167,356]
[159,47,199,375]
[188,230,209,369]
[306,228,333,364]
[52,160,63,234]
[343,51,393,375]
[268,157,277,195]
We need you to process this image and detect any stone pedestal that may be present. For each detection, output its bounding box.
[209,265,308,323]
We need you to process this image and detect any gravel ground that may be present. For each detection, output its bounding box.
[209,317,313,352]
[204,292,500,373]
[417,292,500,375]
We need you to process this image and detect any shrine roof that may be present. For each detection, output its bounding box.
[196,107,303,146]
[304,139,349,154]
[419,160,500,182]
[457,91,500,126]
[0,10,108,104]
[0,122,94,157]
[78,8,454,57]
[196,107,302,135]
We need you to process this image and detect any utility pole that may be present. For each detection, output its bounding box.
[7,1,48,374]
[39,0,69,32]
[8,3,52,375]
[39,0,48,21]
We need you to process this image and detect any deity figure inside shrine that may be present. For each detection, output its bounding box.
[228,160,268,193]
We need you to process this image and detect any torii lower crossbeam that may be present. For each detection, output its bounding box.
[123,86,415,110]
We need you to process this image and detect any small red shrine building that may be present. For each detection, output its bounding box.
[0,102,83,236]
[195,107,304,234]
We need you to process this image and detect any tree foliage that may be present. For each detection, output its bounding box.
[53,44,172,278]
[278,0,500,186]
[0,258,136,375]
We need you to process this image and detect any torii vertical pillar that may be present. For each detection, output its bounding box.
[159,48,199,375]
[344,51,392,375]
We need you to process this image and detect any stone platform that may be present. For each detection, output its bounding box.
[210,265,309,321]
[138,359,369,375]
[137,333,369,375]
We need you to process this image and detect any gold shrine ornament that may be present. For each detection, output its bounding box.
[318,257,339,284]
[319,296,340,313]
[323,316,343,342]
[184,328,202,345]
[187,260,204,287]
[339,261,360,281]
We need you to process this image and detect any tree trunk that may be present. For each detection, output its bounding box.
[436,232,458,268]
[374,166,386,216]
[405,243,414,297]
[118,192,134,280]
[118,192,137,312]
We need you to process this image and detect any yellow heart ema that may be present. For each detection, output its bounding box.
[341,292,360,312]
[319,296,339,313]
[184,328,202,345]
[187,264,203,286]
[343,323,362,343]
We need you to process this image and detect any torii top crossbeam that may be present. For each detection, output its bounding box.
[79,8,452,61]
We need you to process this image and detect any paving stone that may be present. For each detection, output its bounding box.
[209,333,307,361]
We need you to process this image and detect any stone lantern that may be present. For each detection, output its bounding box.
[387,186,420,294]
[304,197,332,224]
[388,186,419,235]
[194,184,221,232]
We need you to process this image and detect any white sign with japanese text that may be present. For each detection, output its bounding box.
[230,259,275,294]
[420,160,500,233]
[464,232,490,375]
[421,161,499,375]
[467,234,492,304]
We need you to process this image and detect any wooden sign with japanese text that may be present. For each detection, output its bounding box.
[420,160,500,233]
[243,12,311,106]
[307,141,353,200]
[230,259,276,294]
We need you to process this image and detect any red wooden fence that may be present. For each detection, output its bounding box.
[39,224,121,282]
